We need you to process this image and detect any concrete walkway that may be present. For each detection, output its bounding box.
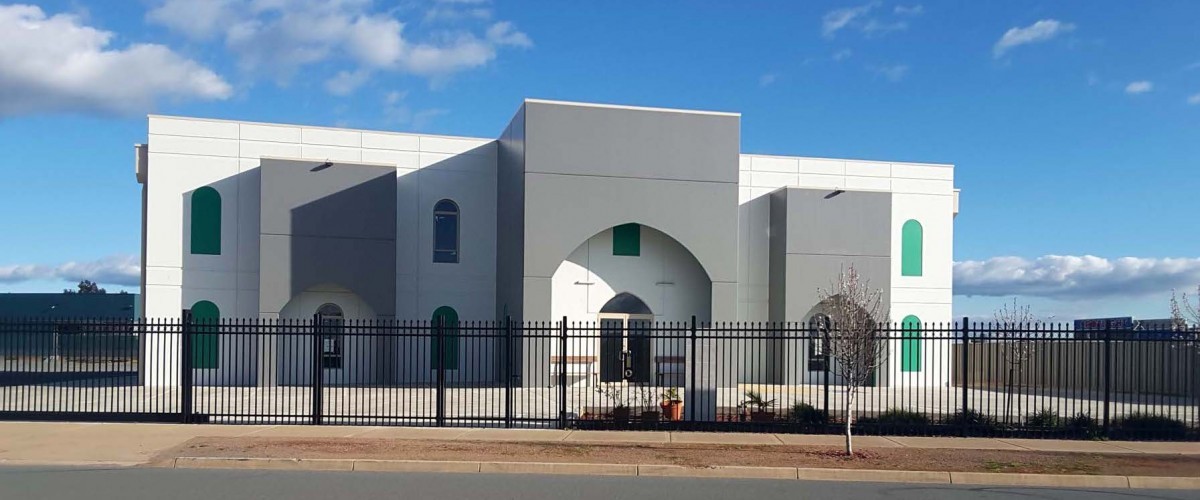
[0,421,1197,467]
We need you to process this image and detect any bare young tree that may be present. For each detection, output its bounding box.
[1171,285,1199,331]
[817,265,889,456]
[994,298,1036,423]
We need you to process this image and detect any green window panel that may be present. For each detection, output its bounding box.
[901,315,921,372]
[191,300,220,369]
[612,223,640,256]
[901,219,923,277]
[431,306,459,370]
[191,187,222,255]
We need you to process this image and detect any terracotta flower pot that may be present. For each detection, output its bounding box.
[660,400,684,421]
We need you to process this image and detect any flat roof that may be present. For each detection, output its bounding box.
[523,98,741,117]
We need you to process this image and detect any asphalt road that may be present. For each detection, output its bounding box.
[0,466,1194,500]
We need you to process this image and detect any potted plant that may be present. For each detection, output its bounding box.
[598,385,632,423]
[660,387,684,421]
[636,387,661,423]
[741,390,776,422]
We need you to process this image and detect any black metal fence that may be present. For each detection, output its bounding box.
[1,315,1197,440]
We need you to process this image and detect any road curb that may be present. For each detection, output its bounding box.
[949,472,1129,489]
[167,457,1199,489]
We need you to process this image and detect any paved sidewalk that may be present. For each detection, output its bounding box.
[0,421,1197,466]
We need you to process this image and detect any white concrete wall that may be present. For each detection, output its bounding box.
[144,115,497,323]
[143,116,497,386]
[738,153,956,387]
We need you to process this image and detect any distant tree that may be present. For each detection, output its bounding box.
[64,280,107,294]
[1171,285,1199,330]
[817,266,889,456]
[994,298,1036,423]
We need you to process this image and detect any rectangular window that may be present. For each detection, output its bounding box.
[321,334,343,369]
[612,223,640,256]
[807,337,827,371]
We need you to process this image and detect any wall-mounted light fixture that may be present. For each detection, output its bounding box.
[311,161,334,172]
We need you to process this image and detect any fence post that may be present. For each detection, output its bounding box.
[559,317,568,429]
[1103,323,1112,437]
[689,316,697,422]
[435,316,446,427]
[504,316,513,429]
[180,309,194,424]
[960,317,969,437]
[822,321,830,424]
[311,313,323,425]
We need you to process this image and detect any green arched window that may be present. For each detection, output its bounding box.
[901,315,921,372]
[901,219,923,277]
[191,187,221,255]
[191,300,220,369]
[431,306,459,370]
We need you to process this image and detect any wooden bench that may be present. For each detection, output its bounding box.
[550,355,598,387]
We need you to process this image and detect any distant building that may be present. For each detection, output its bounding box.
[1073,316,1192,340]
[0,293,139,320]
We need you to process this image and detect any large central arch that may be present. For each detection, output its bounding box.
[550,223,712,323]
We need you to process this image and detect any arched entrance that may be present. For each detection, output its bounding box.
[598,292,654,383]
[277,284,377,385]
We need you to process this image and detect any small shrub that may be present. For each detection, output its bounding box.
[941,410,1001,434]
[1113,413,1189,439]
[1065,413,1102,438]
[872,409,930,426]
[1025,409,1061,428]
[789,402,828,424]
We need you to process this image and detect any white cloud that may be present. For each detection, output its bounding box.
[0,4,230,117]
[1124,80,1153,94]
[822,1,912,39]
[822,1,880,38]
[894,5,923,16]
[832,48,853,61]
[325,69,371,96]
[146,0,531,90]
[861,19,908,37]
[954,255,1200,300]
[992,19,1075,59]
[0,255,140,287]
[758,73,777,87]
[382,91,447,131]
[869,63,909,82]
[425,0,493,23]
[1188,93,1200,105]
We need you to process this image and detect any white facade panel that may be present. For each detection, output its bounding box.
[239,140,302,159]
[149,134,239,157]
[845,160,891,177]
[300,144,362,162]
[362,149,419,167]
[892,163,954,180]
[362,131,420,151]
[419,136,494,155]
[240,123,301,143]
[748,171,798,189]
[301,127,361,147]
[149,116,239,139]
[798,158,845,175]
[750,156,799,173]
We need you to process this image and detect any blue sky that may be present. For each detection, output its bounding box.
[0,0,1198,322]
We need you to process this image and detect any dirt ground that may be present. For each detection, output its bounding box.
[154,437,1200,477]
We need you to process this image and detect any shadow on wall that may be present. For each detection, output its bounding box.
[176,142,499,386]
